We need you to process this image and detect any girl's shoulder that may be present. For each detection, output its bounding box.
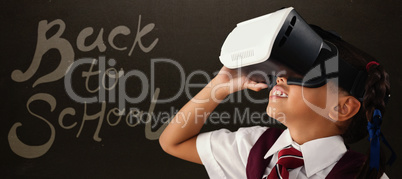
[235,126,269,139]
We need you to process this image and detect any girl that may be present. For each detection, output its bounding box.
[159,19,393,179]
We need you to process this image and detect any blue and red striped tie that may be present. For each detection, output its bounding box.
[267,146,304,179]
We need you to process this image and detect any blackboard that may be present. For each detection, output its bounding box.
[1,0,401,178]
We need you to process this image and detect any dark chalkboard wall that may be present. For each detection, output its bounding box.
[1,0,401,178]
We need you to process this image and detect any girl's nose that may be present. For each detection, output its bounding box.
[276,76,287,84]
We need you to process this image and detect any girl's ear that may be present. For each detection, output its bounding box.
[329,96,361,122]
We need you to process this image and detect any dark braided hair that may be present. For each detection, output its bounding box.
[311,25,391,179]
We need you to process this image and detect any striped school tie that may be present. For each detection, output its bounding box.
[267,146,304,179]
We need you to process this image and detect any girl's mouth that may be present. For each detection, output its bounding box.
[269,86,288,98]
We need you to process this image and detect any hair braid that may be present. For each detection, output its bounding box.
[363,64,390,123]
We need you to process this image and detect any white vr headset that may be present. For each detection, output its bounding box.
[219,7,368,101]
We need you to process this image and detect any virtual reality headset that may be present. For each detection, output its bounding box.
[219,7,367,101]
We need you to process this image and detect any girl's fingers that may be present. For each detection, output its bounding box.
[246,82,268,92]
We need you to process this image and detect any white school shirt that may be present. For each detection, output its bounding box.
[196,126,389,179]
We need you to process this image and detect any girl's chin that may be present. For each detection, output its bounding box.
[266,107,286,121]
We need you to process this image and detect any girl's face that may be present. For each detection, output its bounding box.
[267,77,336,124]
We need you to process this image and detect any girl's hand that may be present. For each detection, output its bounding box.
[212,66,269,96]
[160,66,268,164]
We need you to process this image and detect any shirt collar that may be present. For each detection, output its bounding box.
[263,129,347,177]
[264,129,293,159]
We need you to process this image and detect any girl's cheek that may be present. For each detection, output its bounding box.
[300,88,329,109]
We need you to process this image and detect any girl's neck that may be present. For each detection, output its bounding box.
[286,118,341,145]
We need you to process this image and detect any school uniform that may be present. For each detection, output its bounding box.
[196,126,388,179]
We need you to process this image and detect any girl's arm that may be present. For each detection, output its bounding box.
[159,67,268,164]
